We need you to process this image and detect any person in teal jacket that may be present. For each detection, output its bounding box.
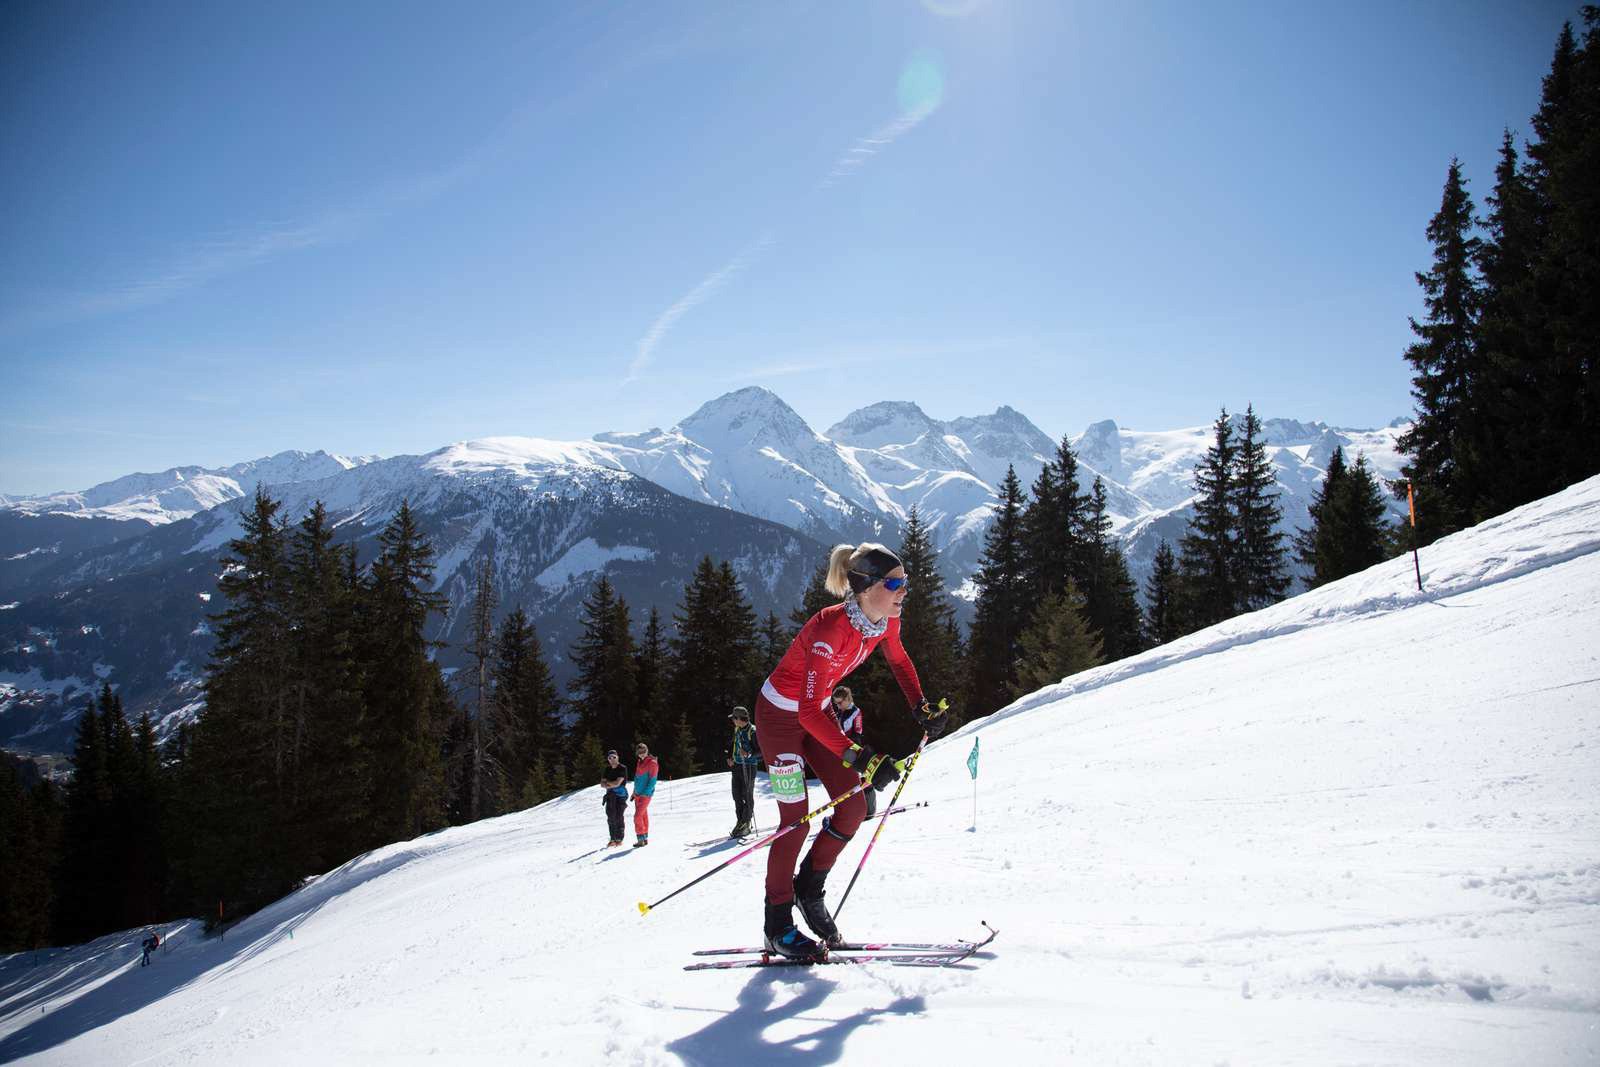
[631,742,658,847]
[726,706,762,837]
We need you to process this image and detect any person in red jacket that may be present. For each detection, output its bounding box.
[754,542,949,960]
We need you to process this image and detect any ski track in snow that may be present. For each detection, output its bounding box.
[3,478,1599,1064]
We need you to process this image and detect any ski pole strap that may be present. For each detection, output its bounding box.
[831,731,930,922]
[637,775,872,916]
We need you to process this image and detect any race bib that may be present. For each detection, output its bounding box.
[768,760,806,802]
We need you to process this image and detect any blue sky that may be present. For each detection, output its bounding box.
[0,0,1578,494]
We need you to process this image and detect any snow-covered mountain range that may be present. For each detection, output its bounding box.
[0,389,1409,755]
[4,475,1593,1065]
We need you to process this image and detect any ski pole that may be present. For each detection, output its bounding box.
[831,731,929,922]
[637,776,873,916]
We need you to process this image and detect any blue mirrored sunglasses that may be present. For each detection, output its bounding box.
[851,570,909,591]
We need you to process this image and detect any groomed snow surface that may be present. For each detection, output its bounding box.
[4,478,1598,1065]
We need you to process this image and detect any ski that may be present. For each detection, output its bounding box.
[684,950,970,972]
[691,923,997,960]
[685,803,930,849]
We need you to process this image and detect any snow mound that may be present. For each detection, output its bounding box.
[3,477,1597,1064]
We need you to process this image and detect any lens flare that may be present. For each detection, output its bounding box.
[897,50,945,117]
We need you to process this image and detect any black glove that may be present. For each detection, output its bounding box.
[914,698,950,739]
[842,743,902,790]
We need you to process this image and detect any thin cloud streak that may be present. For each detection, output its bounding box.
[626,101,941,377]
[625,233,775,384]
[820,103,937,189]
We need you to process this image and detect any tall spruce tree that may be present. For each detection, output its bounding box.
[966,466,1028,718]
[1177,409,1238,631]
[1525,15,1600,494]
[1011,583,1104,697]
[633,607,670,758]
[462,559,498,822]
[568,576,637,754]
[1144,540,1181,646]
[187,489,297,920]
[895,507,961,710]
[492,608,564,805]
[1231,405,1290,612]
[1081,477,1145,660]
[287,503,368,870]
[1296,446,1351,587]
[667,559,762,769]
[788,560,834,634]
[1472,132,1544,518]
[363,501,451,844]
[1395,160,1482,543]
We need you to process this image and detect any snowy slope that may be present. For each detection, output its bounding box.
[4,476,1596,1065]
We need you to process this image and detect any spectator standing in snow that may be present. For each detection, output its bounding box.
[726,707,762,838]
[830,687,876,817]
[602,750,628,847]
[631,743,658,847]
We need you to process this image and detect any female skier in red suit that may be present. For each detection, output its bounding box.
[754,542,949,960]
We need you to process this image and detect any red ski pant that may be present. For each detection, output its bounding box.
[754,695,867,905]
[633,795,651,837]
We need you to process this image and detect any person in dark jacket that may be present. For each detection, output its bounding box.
[601,750,628,847]
[830,687,876,818]
[726,706,762,837]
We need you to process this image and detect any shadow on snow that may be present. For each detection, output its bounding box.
[666,969,926,1066]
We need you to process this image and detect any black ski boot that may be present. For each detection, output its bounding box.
[793,857,842,948]
[763,900,827,961]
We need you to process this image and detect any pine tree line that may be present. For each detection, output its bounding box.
[963,437,1144,719]
[1398,12,1600,541]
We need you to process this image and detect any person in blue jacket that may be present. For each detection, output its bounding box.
[631,742,658,847]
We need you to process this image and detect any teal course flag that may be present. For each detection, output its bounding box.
[967,737,979,779]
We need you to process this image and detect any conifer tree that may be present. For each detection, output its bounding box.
[966,466,1028,718]
[1296,446,1351,587]
[363,501,450,844]
[568,576,637,754]
[1231,405,1290,612]
[667,558,762,770]
[758,611,787,676]
[895,507,962,711]
[1177,409,1237,631]
[1395,160,1482,542]
[632,607,670,761]
[187,488,298,920]
[1078,477,1145,660]
[1472,131,1543,518]
[287,502,367,869]
[493,608,563,805]
[1525,15,1599,494]
[1011,583,1104,697]
[0,764,60,951]
[54,699,106,942]
[788,560,833,633]
[1144,540,1181,646]
[463,559,498,822]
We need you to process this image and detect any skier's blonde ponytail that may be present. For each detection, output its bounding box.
[824,544,856,598]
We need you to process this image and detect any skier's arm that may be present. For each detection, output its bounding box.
[881,623,926,712]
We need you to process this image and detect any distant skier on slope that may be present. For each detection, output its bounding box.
[753,542,949,961]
